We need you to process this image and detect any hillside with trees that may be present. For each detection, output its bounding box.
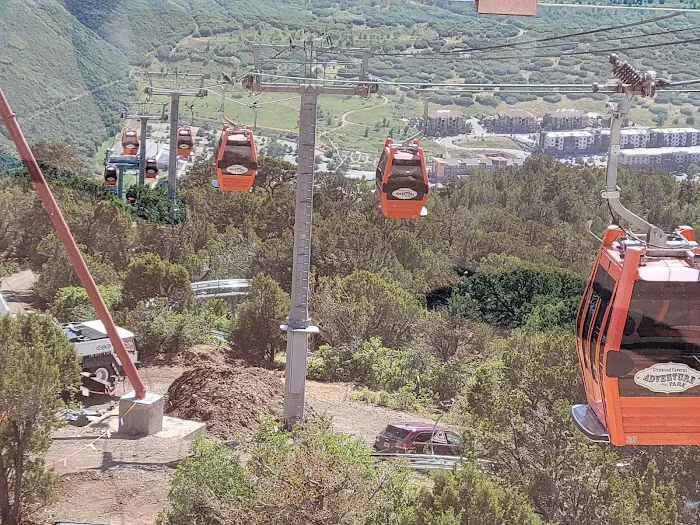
[2,0,699,168]
[3,146,700,522]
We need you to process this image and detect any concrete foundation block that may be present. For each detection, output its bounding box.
[119,391,164,436]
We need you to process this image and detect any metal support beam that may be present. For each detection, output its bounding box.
[143,79,206,200]
[168,94,180,200]
[602,94,666,247]
[283,90,319,429]
[139,117,148,185]
[117,166,126,200]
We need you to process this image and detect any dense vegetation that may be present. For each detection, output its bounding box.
[4,145,700,522]
[3,0,698,169]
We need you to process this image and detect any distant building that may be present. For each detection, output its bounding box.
[486,109,537,133]
[649,127,700,148]
[542,109,588,131]
[619,146,700,171]
[596,128,652,152]
[540,131,595,155]
[430,155,523,180]
[425,109,467,137]
[431,158,482,179]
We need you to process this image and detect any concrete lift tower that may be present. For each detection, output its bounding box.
[144,71,207,199]
[241,42,377,428]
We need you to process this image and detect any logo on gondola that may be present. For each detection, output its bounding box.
[392,188,418,200]
[634,362,700,394]
[226,165,248,175]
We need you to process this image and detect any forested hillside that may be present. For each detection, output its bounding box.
[2,0,699,166]
[0,0,133,157]
[4,152,700,523]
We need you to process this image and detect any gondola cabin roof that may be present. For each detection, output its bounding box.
[600,228,700,283]
[602,245,700,283]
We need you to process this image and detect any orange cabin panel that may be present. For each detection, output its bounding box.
[121,129,140,156]
[215,126,258,192]
[476,0,537,16]
[177,127,194,157]
[573,228,700,446]
[375,138,429,219]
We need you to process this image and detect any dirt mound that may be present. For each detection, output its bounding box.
[165,364,286,439]
[174,344,228,367]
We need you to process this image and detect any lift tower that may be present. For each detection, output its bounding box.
[145,72,207,199]
[242,43,376,428]
[120,101,168,185]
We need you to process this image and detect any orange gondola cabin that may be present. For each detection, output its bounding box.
[177,127,194,156]
[145,157,158,178]
[121,128,140,156]
[103,165,118,187]
[215,126,258,192]
[572,225,700,446]
[375,138,429,219]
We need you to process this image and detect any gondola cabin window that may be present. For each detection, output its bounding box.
[616,282,700,397]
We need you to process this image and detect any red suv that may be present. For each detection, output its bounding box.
[373,422,464,456]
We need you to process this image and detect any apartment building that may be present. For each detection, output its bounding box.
[485,109,538,133]
[542,109,588,131]
[540,131,595,155]
[619,146,700,171]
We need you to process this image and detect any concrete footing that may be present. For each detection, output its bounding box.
[119,391,164,436]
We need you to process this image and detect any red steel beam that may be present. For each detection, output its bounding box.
[0,89,147,399]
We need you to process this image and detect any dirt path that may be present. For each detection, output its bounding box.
[0,269,37,313]
[306,380,436,446]
[339,95,389,128]
[44,363,426,524]
[319,95,389,163]
[45,469,170,525]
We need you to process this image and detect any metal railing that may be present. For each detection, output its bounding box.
[191,279,251,299]
[371,453,498,472]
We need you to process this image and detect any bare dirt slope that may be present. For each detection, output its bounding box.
[305,380,435,446]
[0,269,37,313]
[44,357,432,524]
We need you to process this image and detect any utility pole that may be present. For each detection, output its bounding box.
[243,44,376,428]
[145,72,207,199]
[120,101,167,185]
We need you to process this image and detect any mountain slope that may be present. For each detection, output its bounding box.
[59,0,195,59]
[0,0,132,157]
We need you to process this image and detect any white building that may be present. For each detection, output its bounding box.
[619,146,700,170]
[651,128,700,148]
[541,130,595,153]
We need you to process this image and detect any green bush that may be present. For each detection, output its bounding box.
[122,253,193,311]
[309,338,474,405]
[49,284,122,322]
[351,386,431,412]
[0,261,20,279]
[158,418,416,525]
[123,298,213,356]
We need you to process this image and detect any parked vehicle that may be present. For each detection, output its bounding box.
[373,422,464,456]
[60,320,138,397]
